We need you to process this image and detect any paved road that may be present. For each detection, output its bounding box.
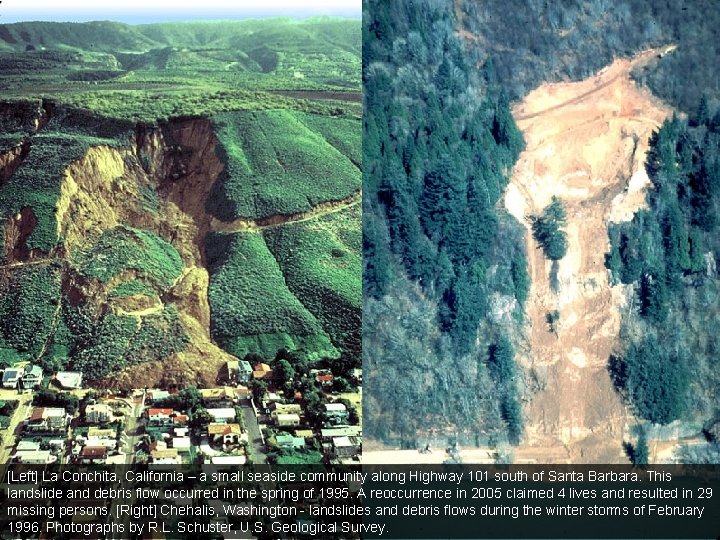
[0,389,33,463]
[241,404,266,464]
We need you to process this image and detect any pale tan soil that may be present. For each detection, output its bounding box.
[506,46,675,463]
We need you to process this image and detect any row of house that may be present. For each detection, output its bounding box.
[2,366,82,390]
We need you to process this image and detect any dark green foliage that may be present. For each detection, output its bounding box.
[607,107,720,426]
[205,231,335,360]
[546,310,560,335]
[501,395,523,445]
[488,335,514,385]
[0,263,62,359]
[363,0,525,351]
[530,197,568,261]
[208,110,359,221]
[33,389,78,414]
[632,431,649,466]
[611,338,687,425]
[363,0,526,445]
[67,303,188,380]
[76,226,183,290]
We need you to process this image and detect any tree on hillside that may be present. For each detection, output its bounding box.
[530,196,568,260]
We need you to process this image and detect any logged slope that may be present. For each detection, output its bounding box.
[505,48,673,463]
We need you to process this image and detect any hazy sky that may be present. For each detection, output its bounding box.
[0,0,360,24]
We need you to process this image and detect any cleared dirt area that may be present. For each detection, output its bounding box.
[506,46,674,463]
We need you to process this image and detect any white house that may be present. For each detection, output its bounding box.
[324,403,349,423]
[86,403,114,424]
[207,408,236,423]
[22,365,43,388]
[275,413,301,428]
[2,368,23,389]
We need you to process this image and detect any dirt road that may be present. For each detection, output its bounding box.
[505,47,674,463]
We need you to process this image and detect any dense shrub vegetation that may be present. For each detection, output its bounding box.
[607,107,720,425]
[264,205,361,360]
[208,110,360,220]
[0,19,361,122]
[0,263,62,360]
[65,302,188,380]
[363,0,528,446]
[75,226,183,290]
[205,231,336,360]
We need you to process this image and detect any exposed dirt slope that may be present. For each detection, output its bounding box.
[56,119,236,389]
[505,47,674,463]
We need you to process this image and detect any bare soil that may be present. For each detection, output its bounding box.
[506,46,674,463]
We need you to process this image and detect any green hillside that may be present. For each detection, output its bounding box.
[206,231,337,360]
[0,17,361,386]
[209,110,360,220]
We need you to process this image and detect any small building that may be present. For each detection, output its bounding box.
[147,408,175,426]
[173,414,189,426]
[2,368,23,389]
[200,387,235,407]
[324,403,349,424]
[320,426,361,442]
[26,407,69,432]
[80,446,108,464]
[206,408,236,423]
[151,448,179,464]
[149,440,168,452]
[86,403,114,424]
[332,436,361,458]
[174,427,189,438]
[234,386,252,402]
[210,455,246,465]
[88,427,116,439]
[14,450,57,464]
[350,368,362,385]
[172,437,192,453]
[270,402,302,415]
[22,365,43,388]
[87,427,117,448]
[252,362,273,380]
[55,371,83,390]
[16,440,41,452]
[276,433,306,450]
[275,413,301,428]
[294,429,314,440]
[316,373,334,388]
[208,423,244,445]
[238,360,253,382]
[226,360,253,383]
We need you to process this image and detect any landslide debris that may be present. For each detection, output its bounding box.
[505,48,674,463]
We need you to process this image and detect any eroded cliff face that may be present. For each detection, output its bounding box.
[54,118,234,389]
[0,140,31,185]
